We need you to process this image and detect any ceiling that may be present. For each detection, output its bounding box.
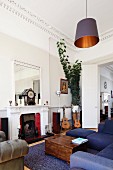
[3,0,112,73]
[13,0,113,72]
[15,0,113,41]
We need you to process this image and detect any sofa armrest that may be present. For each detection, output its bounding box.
[0,139,29,163]
[98,122,105,133]
[0,131,6,142]
[70,151,113,170]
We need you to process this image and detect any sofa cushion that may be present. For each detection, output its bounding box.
[103,119,113,135]
[66,128,95,138]
[97,143,113,160]
[87,132,113,151]
[70,151,113,170]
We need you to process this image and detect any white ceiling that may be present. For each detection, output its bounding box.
[15,0,113,41]
[4,0,113,73]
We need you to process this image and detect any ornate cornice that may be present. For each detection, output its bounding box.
[100,29,113,41]
[0,0,113,50]
[0,0,75,49]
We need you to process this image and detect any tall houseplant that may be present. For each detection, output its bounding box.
[56,39,82,106]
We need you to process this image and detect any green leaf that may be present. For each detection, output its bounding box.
[56,39,82,105]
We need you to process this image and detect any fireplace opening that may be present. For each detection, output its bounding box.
[20,113,40,142]
[24,120,35,138]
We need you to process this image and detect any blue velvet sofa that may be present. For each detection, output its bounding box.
[66,119,113,170]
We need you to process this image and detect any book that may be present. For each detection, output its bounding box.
[72,137,88,145]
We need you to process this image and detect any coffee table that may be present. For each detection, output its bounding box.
[45,135,87,163]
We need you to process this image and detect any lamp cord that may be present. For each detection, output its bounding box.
[86,0,87,18]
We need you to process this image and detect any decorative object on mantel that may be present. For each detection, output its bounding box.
[9,100,12,106]
[21,88,36,105]
[46,101,48,105]
[57,39,82,106]
[39,99,42,105]
[44,101,49,105]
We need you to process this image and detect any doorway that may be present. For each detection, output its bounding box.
[100,92,110,122]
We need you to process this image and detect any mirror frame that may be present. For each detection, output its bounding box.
[13,60,41,106]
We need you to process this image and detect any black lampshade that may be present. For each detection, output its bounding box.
[74,18,99,48]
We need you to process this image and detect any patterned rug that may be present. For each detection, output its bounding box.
[24,142,70,170]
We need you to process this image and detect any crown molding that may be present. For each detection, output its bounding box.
[0,0,76,50]
[0,0,113,51]
[100,29,113,42]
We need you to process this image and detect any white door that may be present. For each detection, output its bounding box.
[82,64,100,128]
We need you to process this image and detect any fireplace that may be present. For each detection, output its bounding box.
[20,113,40,142]
[6,106,49,140]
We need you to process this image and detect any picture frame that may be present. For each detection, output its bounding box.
[60,78,68,94]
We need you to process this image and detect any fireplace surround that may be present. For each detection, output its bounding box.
[6,105,49,140]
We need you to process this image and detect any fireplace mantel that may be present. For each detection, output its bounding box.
[6,105,49,140]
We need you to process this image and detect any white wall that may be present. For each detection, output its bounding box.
[49,53,72,107]
[0,32,50,107]
[0,32,72,110]
[0,58,14,107]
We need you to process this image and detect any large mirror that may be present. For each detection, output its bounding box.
[14,61,40,105]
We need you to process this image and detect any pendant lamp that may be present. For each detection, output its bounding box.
[74,0,99,48]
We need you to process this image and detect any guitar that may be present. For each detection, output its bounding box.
[62,107,70,129]
[73,112,81,128]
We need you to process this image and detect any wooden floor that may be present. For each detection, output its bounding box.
[24,166,30,170]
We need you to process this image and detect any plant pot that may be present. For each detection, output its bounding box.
[72,105,80,113]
